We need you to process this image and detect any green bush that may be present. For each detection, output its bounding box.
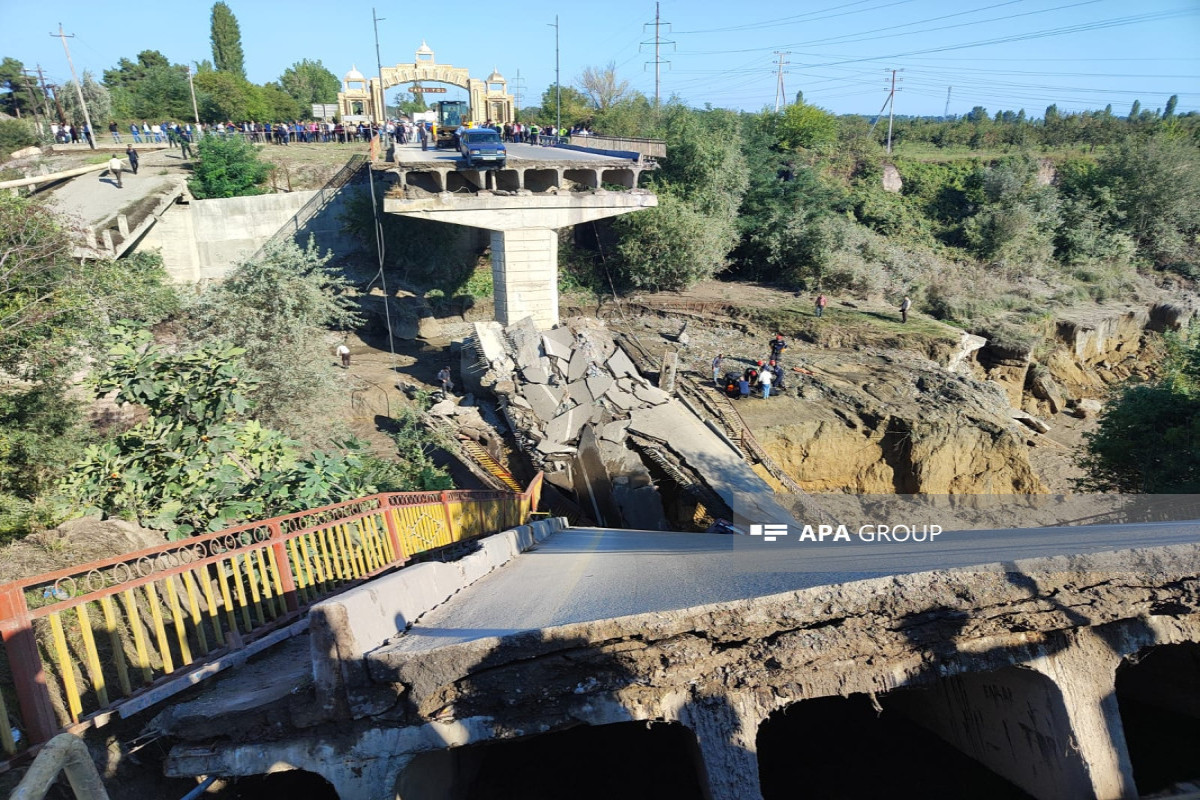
[188,134,271,199]
[0,118,39,156]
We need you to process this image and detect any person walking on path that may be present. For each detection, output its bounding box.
[106,155,124,188]
[418,124,428,151]
[336,343,351,369]
[900,295,912,323]
[437,366,455,395]
[815,294,827,317]
[179,129,193,160]
[769,333,787,364]
[711,354,724,386]
[125,145,139,175]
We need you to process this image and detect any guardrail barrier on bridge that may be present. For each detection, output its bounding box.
[0,476,543,761]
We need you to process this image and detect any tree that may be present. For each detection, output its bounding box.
[62,327,381,538]
[1128,99,1141,120]
[0,57,45,119]
[279,59,340,107]
[57,71,111,128]
[188,134,271,198]
[193,70,258,121]
[389,90,428,118]
[259,82,301,120]
[777,101,838,150]
[539,85,591,126]
[104,50,193,121]
[1164,94,1178,120]
[577,62,631,112]
[1078,330,1200,493]
[187,239,361,444]
[210,2,246,78]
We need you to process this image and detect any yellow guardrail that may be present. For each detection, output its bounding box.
[0,476,543,761]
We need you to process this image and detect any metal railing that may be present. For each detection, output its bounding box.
[250,154,368,261]
[0,476,542,759]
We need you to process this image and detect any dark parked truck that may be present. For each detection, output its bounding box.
[458,128,507,168]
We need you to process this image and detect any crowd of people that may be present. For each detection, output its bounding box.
[51,117,601,150]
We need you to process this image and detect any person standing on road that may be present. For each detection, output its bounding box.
[125,145,139,175]
[107,155,123,188]
[900,295,912,323]
[108,122,121,143]
[418,124,428,151]
[711,353,724,386]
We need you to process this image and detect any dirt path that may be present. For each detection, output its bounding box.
[43,148,187,227]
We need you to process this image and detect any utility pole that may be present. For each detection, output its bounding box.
[884,68,902,154]
[51,23,94,149]
[512,69,527,114]
[944,86,952,119]
[372,8,387,131]
[34,65,59,125]
[642,2,674,107]
[773,51,791,113]
[187,66,200,124]
[19,71,43,134]
[548,16,560,131]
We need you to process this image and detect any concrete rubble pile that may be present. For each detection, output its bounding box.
[457,317,683,529]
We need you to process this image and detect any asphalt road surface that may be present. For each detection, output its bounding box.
[393,521,1200,653]
[392,140,629,165]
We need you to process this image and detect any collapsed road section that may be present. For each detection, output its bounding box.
[446,316,798,531]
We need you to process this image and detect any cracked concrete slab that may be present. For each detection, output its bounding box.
[600,419,630,443]
[526,384,563,422]
[567,379,594,407]
[522,366,550,384]
[567,348,590,382]
[628,402,796,526]
[607,388,639,411]
[542,327,575,360]
[633,383,670,405]
[586,373,614,400]
[474,322,508,365]
[607,346,639,379]
[545,406,587,444]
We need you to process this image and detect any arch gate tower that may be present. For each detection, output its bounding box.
[338,41,515,123]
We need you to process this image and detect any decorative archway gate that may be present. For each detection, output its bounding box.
[337,41,515,124]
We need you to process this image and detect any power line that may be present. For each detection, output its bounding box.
[642,1,675,106]
[512,69,527,111]
[675,0,915,35]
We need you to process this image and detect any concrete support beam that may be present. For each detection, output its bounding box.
[491,229,559,327]
[679,694,764,800]
[891,666,1099,800]
[1026,632,1137,799]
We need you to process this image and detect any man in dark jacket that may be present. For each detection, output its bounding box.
[125,145,139,175]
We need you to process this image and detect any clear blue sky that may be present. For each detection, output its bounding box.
[3,0,1197,118]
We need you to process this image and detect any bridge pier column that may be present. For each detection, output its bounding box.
[680,694,765,800]
[490,228,558,328]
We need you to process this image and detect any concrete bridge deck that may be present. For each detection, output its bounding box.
[157,519,1200,800]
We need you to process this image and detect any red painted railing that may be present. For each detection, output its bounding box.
[0,475,543,758]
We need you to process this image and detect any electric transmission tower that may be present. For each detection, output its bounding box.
[773,52,792,113]
[512,69,527,112]
[642,2,674,106]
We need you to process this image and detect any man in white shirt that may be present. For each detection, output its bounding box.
[758,366,774,399]
[107,155,123,188]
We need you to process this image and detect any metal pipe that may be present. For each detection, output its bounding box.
[179,775,218,800]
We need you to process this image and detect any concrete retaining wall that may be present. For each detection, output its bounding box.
[136,186,365,282]
[308,516,567,718]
